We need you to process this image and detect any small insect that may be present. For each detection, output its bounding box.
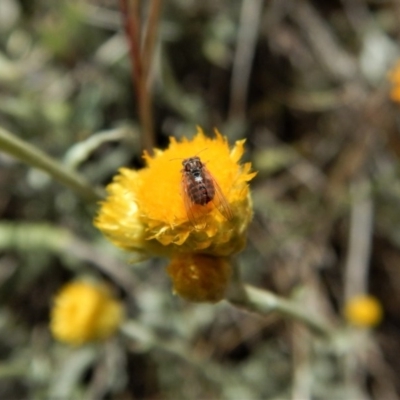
[180,156,233,227]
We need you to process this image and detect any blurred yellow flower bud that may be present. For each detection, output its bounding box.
[167,254,231,303]
[388,60,400,103]
[343,295,383,328]
[50,280,124,345]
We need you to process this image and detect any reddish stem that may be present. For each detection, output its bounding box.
[119,0,155,154]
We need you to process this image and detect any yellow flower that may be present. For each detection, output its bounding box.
[388,60,400,102]
[94,127,256,258]
[343,295,383,328]
[50,280,124,345]
[167,254,231,302]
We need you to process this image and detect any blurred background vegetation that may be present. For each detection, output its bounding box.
[1,0,400,399]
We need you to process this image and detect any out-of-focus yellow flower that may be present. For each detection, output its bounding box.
[50,280,124,345]
[167,254,231,302]
[343,295,383,328]
[388,60,400,103]
[94,127,256,258]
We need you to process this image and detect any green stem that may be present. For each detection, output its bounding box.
[226,265,332,338]
[0,126,104,202]
[0,222,137,295]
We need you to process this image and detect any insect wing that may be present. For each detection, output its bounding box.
[202,166,233,221]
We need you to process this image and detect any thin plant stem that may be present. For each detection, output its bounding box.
[226,262,333,338]
[140,0,163,154]
[344,179,373,302]
[0,126,103,203]
[120,0,157,154]
[137,69,155,153]
[120,0,142,88]
[141,0,163,81]
[228,0,263,121]
[0,221,137,295]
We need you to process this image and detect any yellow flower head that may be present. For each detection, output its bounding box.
[94,127,256,258]
[343,295,383,328]
[50,280,124,345]
[167,254,231,302]
[388,60,400,103]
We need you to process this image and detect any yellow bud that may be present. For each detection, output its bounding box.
[50,280,124,345]
[343,295,382,328]
[167,254,231,303]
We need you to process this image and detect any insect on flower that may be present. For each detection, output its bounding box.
[180,156,233,228]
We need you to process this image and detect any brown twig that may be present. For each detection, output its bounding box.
[119,0,160,154]
[141,0,163,81]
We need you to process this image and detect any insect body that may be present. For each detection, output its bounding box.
[182,157,215,206]
[181,156,232,227]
